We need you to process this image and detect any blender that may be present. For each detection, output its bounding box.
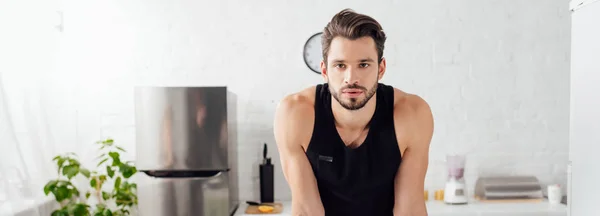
[444,155,468,204]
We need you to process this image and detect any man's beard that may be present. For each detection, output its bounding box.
[329,81,378,111]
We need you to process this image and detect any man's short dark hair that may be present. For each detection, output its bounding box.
[321,8,387,65]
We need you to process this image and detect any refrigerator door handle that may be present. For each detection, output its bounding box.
[192,170,222,179]
[142,170,226,179]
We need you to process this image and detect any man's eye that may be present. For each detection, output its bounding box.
[335,64,345,68]
[360,63,369,68]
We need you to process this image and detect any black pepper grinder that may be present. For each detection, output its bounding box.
[260,143,274,203]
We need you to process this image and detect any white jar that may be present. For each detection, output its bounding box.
[548,184,562,204]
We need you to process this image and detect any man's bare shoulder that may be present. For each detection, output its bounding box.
[276,86,316,117]
[274,86,317,150]
[392,88,432,118]
[392,88,434,147]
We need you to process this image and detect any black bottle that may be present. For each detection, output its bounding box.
[260,143,274,203]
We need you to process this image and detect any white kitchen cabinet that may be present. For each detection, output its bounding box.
[568,0,600,216]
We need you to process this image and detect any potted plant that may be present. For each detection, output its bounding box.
[43,138,138,216]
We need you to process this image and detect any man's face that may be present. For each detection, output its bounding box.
[321,36,386,111]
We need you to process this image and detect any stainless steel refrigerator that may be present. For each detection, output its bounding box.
[134,86,239,216]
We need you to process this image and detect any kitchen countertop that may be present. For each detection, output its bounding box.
[2,195,567,216]
[0,196,57,216]
[234,200,567,216]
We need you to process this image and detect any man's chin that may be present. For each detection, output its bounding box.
[339,101,367,111]
[343,105,365,111]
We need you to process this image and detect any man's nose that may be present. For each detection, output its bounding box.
[344,68,359,85]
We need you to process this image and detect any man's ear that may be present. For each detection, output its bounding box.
[320,60,328,82]
[378,57,387,80]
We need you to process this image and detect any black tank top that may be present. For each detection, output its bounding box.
[305,83,402,216]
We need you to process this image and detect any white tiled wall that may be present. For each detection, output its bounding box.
[37,0,570,201]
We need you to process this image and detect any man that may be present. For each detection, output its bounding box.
[274,8,434,216]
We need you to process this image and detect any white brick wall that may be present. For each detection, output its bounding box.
[37,0,570,202]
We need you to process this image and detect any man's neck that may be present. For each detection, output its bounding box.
[331,95,377,130]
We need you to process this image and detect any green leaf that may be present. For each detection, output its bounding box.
[126,167,137,179]
[62,164,79,179]
[69,203,90,216]
[90,178,97,188]
[108,152,120,166]
[99,175,107,182]
[129,183,137,189]
[80,168,91,178]
[44,180,59,195]
[106,166,115,178]
[95,203,107,210]
[57,158,66,170]
[53,155,61,161]
[102,209,113,216]
[115,146,126,152]
[114,177,122,189]
[51,209,68,216]
[97,158,109,167]
[72,187,80,196]
[119,163,137,178]
[53,185,69,202]
[112,209,126,216]
[85,191,91,199]
[95,153,107,160]
[68,158,80,166]
[93,204,106,216]
[103,139,114,145]
[102,191,111,200]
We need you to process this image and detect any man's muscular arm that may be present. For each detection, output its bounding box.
[274,94,325,216]
[393,94,434,216]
